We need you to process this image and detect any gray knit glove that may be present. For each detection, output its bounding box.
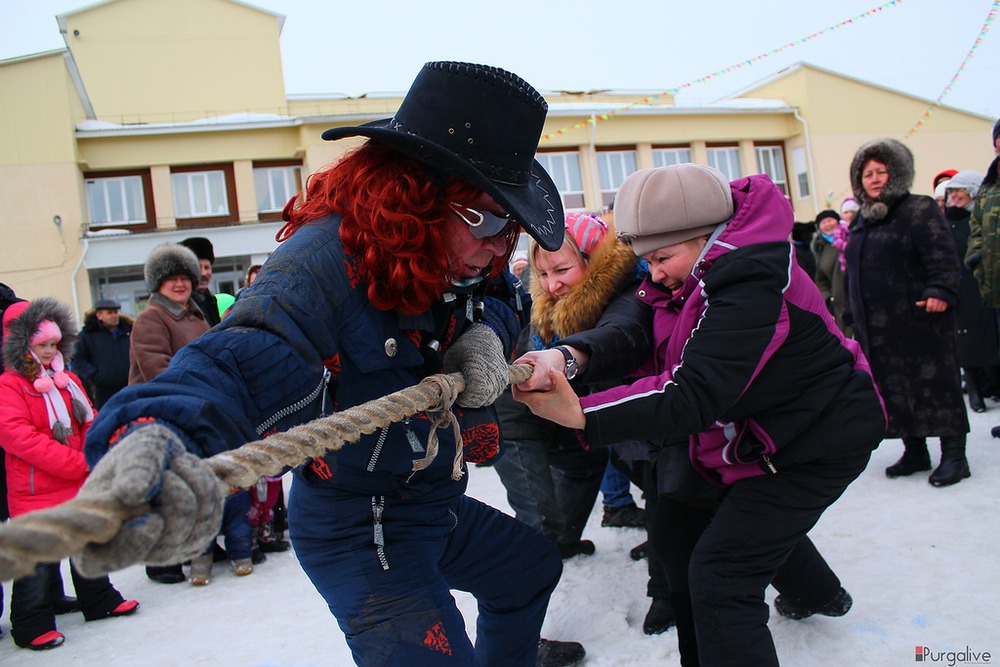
[74,423,225,578]
[442,322,509,408]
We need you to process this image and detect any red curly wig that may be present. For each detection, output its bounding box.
[278,142,517,314]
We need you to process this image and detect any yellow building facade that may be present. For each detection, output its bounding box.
[1,0,994,319]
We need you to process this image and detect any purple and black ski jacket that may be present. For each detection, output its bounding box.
[579,175,886,485]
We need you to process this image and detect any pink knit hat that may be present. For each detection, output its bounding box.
[564,212,608,256]
[30,320,62,345]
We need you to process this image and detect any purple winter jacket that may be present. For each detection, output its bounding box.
[579,175,886,485]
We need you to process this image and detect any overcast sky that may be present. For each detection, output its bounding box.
[1,0,997,124]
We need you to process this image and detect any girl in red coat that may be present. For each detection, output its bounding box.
[0,297,138,650]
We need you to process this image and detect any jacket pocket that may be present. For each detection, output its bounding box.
[339,313,424,374]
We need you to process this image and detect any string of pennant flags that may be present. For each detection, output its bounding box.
[541,0,996,143]
[540,0,906,142]
[903,0,998,139]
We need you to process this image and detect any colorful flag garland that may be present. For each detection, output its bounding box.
[903,0,998,139]
[540,1,905,141]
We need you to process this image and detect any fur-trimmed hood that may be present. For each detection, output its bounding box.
[850,138,914,221]
[529,231,639,345]
[2,297,79,379]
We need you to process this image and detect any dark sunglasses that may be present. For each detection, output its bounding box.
[449,202,518,241]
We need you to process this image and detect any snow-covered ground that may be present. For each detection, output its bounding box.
[2,407,998,666]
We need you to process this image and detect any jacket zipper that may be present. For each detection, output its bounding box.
[371,495,389,571]
[760,453,777,474]
[255,368,330,436]
[367,426,390,472]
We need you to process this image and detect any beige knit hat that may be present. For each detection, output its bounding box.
[614,164,733,256]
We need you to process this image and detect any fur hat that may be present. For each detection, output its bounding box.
[815,209,840,225]
[946,170,984,199]
[564,212,609,257]
[321,61,563,251]
[614,164,733,257]
[850,138,914,221]
[144,243,201,293]
[993,118,999,146]
[180,237,215,264]
[2,298,79,380]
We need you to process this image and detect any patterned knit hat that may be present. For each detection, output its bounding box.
[564,212,609,257]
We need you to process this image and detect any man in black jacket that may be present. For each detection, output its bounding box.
[72,299,132,409]
[180,237,220,327]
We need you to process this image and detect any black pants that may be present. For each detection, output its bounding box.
[10,560,124,646]
[649,451,870,667]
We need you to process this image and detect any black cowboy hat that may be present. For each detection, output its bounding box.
[322,61,564,251]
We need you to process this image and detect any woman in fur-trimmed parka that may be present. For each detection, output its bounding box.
[0,297,138,650]
[843,138,970,487]
[493,214,650,556]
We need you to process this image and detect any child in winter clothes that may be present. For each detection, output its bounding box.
[0,298,138,650]
[515,164,886,667]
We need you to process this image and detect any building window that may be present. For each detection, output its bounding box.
[755,144,789,196]
[792,147,810,199]
[536,151,585,210]
[707,146,742,181]
[652,147,691,167]
[254,162,303,218]
[596,149,637,207]
[84,170,155,232]
[170,164,238,226]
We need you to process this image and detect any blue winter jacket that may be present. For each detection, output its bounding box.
[86,216,524,502]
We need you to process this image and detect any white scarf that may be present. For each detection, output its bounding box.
[32,351,94,440]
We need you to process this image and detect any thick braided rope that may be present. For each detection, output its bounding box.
[0,364,532,582]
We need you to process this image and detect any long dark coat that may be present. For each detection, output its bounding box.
[844,194,969,438]
[947,205,1000,369]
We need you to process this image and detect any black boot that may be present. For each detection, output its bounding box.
[537,638,586,667]
[257,522,291,553]
[885,438,931,478]
[643,597,677,635]
[929,437,971,487]
[774,586,853,620]
[556,540,595,559]
[629,541,649,561]
[965,368,986,413]
[146,564,186,584]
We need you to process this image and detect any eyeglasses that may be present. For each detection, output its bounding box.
[449,202,518,241]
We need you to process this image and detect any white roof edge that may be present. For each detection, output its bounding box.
[76,116,304,138]
[0,48,67,65]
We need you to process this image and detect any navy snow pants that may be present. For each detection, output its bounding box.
[289,480,562,667]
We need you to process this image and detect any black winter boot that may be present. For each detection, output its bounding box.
[885,438,931,478]
[774,586,853,620]
[643,597,677,635]
[929,437,971,487]
[965,368,987,413]
[537,638,586,667]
